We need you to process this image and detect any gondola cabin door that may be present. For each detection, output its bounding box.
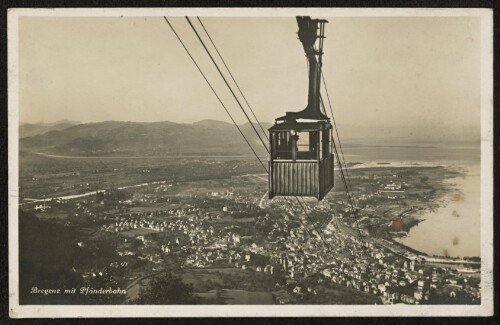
[268,16,334,200]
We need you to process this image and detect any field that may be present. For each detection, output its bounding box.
[19,151,263,200]
[181,269,225,287]
[120,227,160,237]
[126,267,276,304]
[180,268,276,304]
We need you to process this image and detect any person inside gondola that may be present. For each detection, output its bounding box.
[309,131,319,160]
[276,132,289,159]
[290,132,299,161]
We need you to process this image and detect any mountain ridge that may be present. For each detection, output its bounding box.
[19,119,479,157]
[20,119,271,156]
[20,120,81,138]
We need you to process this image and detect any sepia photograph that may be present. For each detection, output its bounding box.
[8,7,493,317]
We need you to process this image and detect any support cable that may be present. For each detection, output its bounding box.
[185,17,269,154]
[196,17,269,141]
[320,95,369,255]
[166,16,335,257]
[331,133,367,246]
[321,74,354,196]
[296,197,333,252]
[163,17,268,173]
[190,17,336,255]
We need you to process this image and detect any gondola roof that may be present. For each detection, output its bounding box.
[269,121,330,132]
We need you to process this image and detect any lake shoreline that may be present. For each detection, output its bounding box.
[396,164,480,259]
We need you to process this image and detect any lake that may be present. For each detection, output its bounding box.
[396,165,480,258]
[342,143,481,258]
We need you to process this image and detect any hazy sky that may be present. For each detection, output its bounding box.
[19,16,480,131]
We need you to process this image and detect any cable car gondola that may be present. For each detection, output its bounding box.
[269,16,333,200]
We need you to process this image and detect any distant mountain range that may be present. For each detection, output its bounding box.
[20,120,81,138]
[20,119,272,156]
[19,119,480,156]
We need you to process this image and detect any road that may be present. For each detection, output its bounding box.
[20,180,168,205]
[35,152,265,160]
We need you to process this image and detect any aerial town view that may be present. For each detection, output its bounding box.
[13,13,484,308]
[18,147,481,305]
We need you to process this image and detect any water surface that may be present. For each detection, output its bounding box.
[397,165,480,257]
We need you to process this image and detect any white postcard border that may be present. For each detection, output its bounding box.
[8,7,494,318]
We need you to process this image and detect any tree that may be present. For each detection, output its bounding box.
[133,272,198,304]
